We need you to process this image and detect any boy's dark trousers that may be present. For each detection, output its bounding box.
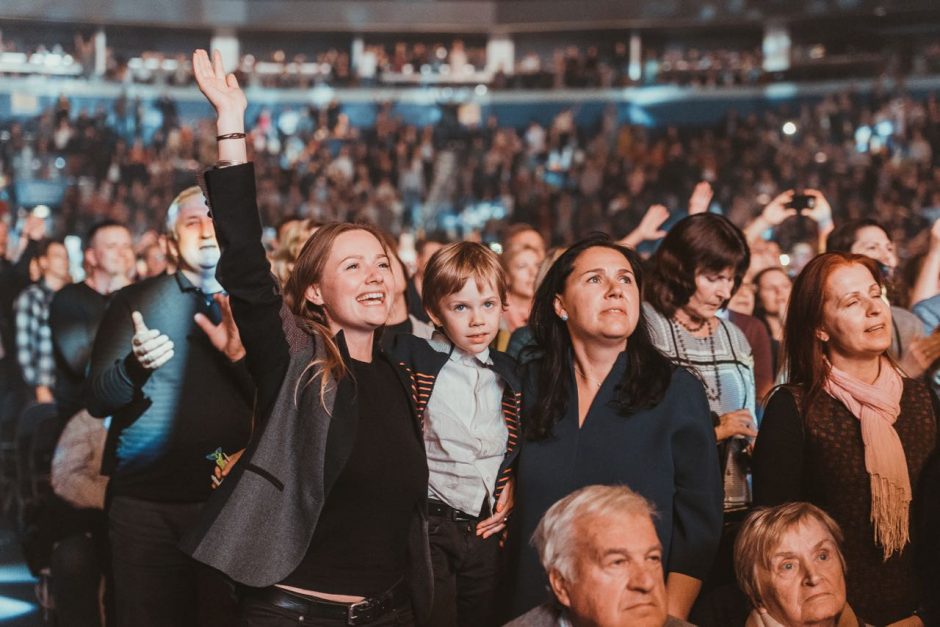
[425,499,502,627]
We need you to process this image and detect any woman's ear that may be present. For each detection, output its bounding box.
[305,284,324,306]
[815,327,830,343]
[553,295,569,322]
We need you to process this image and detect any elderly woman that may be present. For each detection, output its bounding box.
[506,235,722,620]
[181,50,430,625]
[734,502,867,627]
[644,213,758,510]
[753,253,937,625]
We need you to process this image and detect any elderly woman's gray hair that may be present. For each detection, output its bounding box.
[733,502,846,607]
[531,484,657,582]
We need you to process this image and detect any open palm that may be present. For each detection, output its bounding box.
[192,49,247,117]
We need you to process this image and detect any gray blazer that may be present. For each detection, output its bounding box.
[180,296,432,619]
[505,603,695,627]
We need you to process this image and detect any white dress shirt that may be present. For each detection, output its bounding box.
[424,333,508,515]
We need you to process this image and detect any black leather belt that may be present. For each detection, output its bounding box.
[250,580,409,625]
[427,498,479,522]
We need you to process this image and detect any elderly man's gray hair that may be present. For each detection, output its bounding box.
[531,484,657,582]
[164,186,207,240]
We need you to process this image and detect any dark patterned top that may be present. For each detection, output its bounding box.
[753,378,939,625]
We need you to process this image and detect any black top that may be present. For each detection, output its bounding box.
[50,282,110,420]
[379,317,414,353]
[86,272,254,502]
[507,357,723,617]
[282,355,427,594]
[753,383,938,624]
[0,239,38,359]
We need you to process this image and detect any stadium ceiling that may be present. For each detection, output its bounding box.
[1,0,938,32]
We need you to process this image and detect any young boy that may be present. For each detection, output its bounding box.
[390,241,521,627]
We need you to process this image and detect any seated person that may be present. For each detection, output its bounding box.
[733,502,869,627]
[505,484,693,627]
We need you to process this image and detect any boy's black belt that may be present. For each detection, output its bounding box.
[427,498,480,522]
[251,580,409,625]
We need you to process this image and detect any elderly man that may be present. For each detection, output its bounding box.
[87,187,252,627]
[506,485,694,627]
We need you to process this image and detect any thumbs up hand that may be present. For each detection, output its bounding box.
[131,311,175,370]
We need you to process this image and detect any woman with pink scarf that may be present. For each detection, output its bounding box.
[752,252,937,626]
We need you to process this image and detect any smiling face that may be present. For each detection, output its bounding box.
[304,229,393,337]
[850,225,897,271]
[429,278,503,355]
[551,512,668,627]
[817,262,892,360]
[554,246,640,346]
[757,519,847,626]
[88,225,134,278]
[685,266,735,321]
[169,196,219,275]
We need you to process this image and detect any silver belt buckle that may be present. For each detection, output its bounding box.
[347,598,375,625]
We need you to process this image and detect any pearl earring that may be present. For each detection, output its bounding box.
[560,313,568,321]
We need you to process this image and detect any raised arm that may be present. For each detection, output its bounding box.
[192,48,289,415]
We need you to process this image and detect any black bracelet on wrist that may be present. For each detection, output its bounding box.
[216,132,247,141]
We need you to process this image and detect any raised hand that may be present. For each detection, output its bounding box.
[688,181,713,215]
[620,203,670,248]
[802,188,833,227]
[194,293,246,362]
[760,190,798,227]
[192,49,247,120]
[131,311,174,370]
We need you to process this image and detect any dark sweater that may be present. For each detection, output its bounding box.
[753,382,938,625]
[86,272,253,502]
[506,357,723,617]
[50,282,109,420]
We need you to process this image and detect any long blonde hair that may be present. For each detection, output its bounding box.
[283,222,389,404]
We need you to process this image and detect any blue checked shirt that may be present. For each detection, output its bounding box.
[15,281,57,388]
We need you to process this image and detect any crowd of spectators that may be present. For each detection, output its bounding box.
[4,25,940,89]
[4,84,939,282]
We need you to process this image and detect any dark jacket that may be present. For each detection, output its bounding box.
[390,333,522,502]
[86,271,254,502]
[179,163,433,619]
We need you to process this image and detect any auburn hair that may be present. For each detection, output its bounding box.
[781,252,884,411]
[283,222,390,403]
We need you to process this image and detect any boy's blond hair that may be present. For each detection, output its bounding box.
[422,242,507,321]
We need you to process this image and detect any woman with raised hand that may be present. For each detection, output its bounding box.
[180,49,430,626]
[506,235,722,621]
[753,252,938,626]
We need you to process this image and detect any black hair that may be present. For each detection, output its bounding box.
[825,218,888,254]
[524,235,675,441]
[84,220,127,251]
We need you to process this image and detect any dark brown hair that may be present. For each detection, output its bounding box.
[646,213,750,318]
[782,252,883,411]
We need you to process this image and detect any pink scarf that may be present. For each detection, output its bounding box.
[824,357,910,560]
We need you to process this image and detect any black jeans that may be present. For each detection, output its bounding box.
[426,513,502,627]
[108,495,238,627]
[239,590,416,627]
[51,532,106,627]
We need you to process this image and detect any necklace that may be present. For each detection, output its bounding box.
[670,316,723,403]
[675,309,709,334]
[574,365,604,389]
